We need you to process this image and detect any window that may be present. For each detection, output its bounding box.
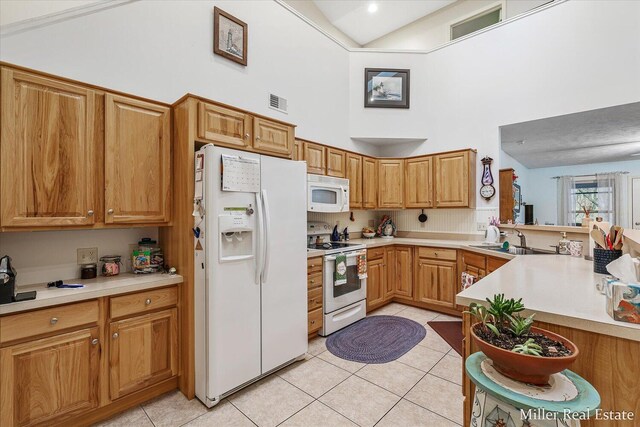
[450,5,502,40]
[568,177,613,226]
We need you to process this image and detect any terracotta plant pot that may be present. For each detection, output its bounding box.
[471,324,579,385]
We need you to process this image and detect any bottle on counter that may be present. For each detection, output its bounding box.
[558,232,570,255]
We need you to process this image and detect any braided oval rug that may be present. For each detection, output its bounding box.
[326,315,426,364]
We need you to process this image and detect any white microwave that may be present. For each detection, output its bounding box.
[307,174,349,212]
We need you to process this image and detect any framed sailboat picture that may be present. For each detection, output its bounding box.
[214,7,248,66]
[364,68,410,108]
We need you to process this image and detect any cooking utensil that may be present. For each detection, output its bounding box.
[613,227,624,250]
[590,229,607,249]
[418,209,428,223]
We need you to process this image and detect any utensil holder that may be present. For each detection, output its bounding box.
[593,248,622,274]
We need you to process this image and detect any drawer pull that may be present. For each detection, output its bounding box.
[107,208,114,214]
[310,279,315,284]
[50,317,58,325]
[112,332,119,339]
[310,320,316,325]
[87,210,94,216]
[245,133,250,139]
[91,338,99,345]
[145,298,152,305]
[310,264,316,268]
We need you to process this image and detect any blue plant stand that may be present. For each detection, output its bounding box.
[465,352,600,427]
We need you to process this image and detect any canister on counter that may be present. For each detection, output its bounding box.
[100,255,122,276]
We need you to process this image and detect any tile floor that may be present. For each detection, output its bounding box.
[95,303,463,427]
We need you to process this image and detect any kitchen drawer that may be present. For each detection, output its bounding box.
[367,247,386,260]
[307,257,323,275]
[0,300,99,344]
[462,251,487,270]
[418,247,457,261]
[308,287,323,312]
[308,307,323,334]
[308,272,322,289]
[110,286,177,319]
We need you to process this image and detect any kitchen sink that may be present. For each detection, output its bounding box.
[469,245,556,255]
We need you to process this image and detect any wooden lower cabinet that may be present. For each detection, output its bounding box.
[385,247,396,300]
[415,257,457,309]
[459,250,487,281]
[367,258,386,311]
[307,256,324,336]
[487,255,509,273]
[109,308,178,400]
[0,287,181,427]
[0,327,100,427]
[393,246,414,301]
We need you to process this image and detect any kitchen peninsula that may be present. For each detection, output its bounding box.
[457,255,640,427]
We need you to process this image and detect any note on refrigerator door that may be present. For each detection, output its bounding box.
[221,154,260,192]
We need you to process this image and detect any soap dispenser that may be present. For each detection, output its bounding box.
[559,232,570,255]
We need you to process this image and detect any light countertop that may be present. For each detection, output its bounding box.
[0,273,184,315]
[307,237,515,260]
[456,255,640,342]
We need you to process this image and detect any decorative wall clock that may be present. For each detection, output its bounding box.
[480,156,496,201]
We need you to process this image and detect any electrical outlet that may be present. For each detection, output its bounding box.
[77,247,98,265]
[477,222,488,231]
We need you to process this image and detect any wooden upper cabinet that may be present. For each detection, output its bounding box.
[304,141,326,175]
[197,101,251,148]
[293,139,304,161]
[362,157,377,209]
[0,68,98,227]
[405,156,433,208]
[434,150,476,208]
[104,94,171,224]
[0,327,100,426]
[378,159,404,208]
[346,153,363,209]
[326,147,346,178]
[253,117,294,157]
[109,308,178,400]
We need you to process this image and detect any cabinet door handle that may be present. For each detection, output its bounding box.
[112,332,119,339]
[310,320,316,325]
[50,317,58,325]
[145,298,152,305]
[107,208,114,214]
[91,338,99,345]
[87,210,94,216]
[245,133,250,139]
[256,136,261,141]
[310,279,315,284]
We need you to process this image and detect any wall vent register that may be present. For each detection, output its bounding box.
[269,93,288,114]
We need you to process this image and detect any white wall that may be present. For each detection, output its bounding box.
[281,0,360,48]
[364,0,550,50]
[0,0,101,27]
[523,160,640,226]
[0,228,157,286]
[350,0,640,211]
[0,0,377,155]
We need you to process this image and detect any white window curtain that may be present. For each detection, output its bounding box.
[596,172,628,227]
[557,176,577,226]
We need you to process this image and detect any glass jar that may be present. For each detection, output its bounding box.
[81,263,97,279]
[134,238,163,273]
[100,255,122,276]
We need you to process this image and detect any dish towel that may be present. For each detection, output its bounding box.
[334,254,347,286]
[358,253,368,279]
[461,272,476,290]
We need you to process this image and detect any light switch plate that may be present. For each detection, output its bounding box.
[477,222,488,231]
[77,247,98,265]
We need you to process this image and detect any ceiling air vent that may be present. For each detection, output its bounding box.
[269,93,288,114]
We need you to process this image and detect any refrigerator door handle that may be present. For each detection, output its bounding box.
[255,191,264,285]
[261,189,271,283]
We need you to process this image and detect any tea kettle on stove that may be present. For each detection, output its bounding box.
[0,255,16,304]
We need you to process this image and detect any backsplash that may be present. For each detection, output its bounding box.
[307,211,379,236]
[308,207,499,236]
[0,228,159,286]
[385,208,499,235]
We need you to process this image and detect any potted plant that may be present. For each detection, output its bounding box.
[466,294,579,385]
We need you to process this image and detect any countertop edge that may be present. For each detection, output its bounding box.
[1,274,184,315]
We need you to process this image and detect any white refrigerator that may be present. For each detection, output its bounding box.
[193,145,307,407]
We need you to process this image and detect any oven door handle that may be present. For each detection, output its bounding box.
[324,250,366,262]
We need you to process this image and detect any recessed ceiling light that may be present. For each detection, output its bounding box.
[368,3,378,13]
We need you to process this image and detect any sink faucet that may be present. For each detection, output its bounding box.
[515,229,527,248]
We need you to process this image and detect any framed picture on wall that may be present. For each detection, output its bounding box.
[214,7,248,66]
[364,68,410,108]
[513,183,521,213]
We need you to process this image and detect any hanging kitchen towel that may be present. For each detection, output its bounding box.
[461,272,476,290]
[334,254,347,286]
[357,252,368,279]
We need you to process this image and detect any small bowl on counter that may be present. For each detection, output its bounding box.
[362,232,376,239]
